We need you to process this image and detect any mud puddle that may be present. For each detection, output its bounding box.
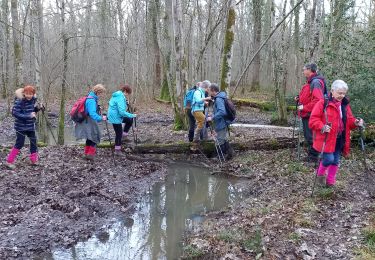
[42,163,246,260]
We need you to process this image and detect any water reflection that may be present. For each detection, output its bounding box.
[50,163,244,260]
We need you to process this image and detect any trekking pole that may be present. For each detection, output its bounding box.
[359,124,370,179]
[133,116,138,145]
[208,123,225,166]
[41,109,57,145]
[297,117,302,160]
[103,114,116,166]
[128,103,138,145]
[292,100,299,139]
[311,132,328,197]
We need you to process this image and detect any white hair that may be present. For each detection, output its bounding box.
[331,80,348,91]
[201,80,211,89]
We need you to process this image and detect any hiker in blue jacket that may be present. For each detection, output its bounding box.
[108,84,136,152]
[191,80,212,149]
[75,84,107,159]
[207,83,234,160]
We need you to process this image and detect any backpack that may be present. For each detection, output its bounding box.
[70,95,94,123]
[183,86,197,109]
[217,96,236,122]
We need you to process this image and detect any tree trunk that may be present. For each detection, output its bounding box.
[1,0,10,102]
[57,0,69,145]
[172,0,188,98]
[250,0,263,91]
[31,0,48,143]
[150,0,162,97]
[220,1,236,92]
[274,0,289,125]
[10,0,23,90]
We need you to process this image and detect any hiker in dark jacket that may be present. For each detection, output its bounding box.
[6,86,44,169]
[74,84,107,159]
[296,63,327,162]
[309,80,364,187]
[107,84,136,152]
[207,83,234,160]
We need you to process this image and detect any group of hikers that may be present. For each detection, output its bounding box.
[4,80,235,166]
[4,62,366,189]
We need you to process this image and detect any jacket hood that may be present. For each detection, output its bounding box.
[329,93,350,106]
[111,90,124,98]
[215,91,227,99]
[15,88,37,100]
[15,88,24,99]
[88,91,98,100]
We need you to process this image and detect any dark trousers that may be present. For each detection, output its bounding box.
[302,117,319,158]
[86,139,96,147]
[122,117,133,133]
[112,123,123,146]
[15,130,38,153]
[186,109,196,142]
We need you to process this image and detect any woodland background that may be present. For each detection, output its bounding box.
[0,0,374,144]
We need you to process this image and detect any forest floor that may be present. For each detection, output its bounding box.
[0,97,374,259]
[182,148,375,260]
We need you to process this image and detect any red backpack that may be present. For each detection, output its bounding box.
[70,95,94,123]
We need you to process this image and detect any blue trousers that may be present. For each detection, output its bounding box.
[15,130,38,153]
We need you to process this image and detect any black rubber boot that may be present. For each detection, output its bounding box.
[225,141,234,160]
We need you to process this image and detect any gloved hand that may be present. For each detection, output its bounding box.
[355,118,364,128]
[297,105,304,111]
[321,124,331,133]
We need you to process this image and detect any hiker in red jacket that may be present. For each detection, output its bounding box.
[296,63,327,162]
[309,80,364,187]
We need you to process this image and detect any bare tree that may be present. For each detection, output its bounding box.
[220,0,235,92]
[10,0,23,90]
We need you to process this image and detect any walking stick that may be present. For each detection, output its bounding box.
[292,100,298,139]
[311,133,328,197]
[359,125,370,178]
[41,109,57,145]
[208,122,225,166]
[128,103,138,145]
[297,117,302,160]
[103,115,116,166]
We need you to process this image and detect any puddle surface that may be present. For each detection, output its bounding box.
[47,163,245,260]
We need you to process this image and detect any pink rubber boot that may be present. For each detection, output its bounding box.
[317,162,328,176]
[30,153,39,165]
[326,165,339,187]
[6,148,20,169]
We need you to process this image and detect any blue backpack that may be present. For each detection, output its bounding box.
[183,86,197,109]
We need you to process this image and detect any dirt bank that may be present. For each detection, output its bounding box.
[0,146,167,259]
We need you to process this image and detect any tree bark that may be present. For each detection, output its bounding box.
[220,1,236,92]
[10,0,23,90]
[1,0,10,101]
[250,0,263,91]
[57,0,69,145]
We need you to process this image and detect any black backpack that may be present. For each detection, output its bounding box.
[217,96,236,122]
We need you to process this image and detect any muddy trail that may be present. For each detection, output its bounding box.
[183,148,375,259]
[0,146,167,259]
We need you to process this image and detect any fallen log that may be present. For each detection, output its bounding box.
[131,137,295,155]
